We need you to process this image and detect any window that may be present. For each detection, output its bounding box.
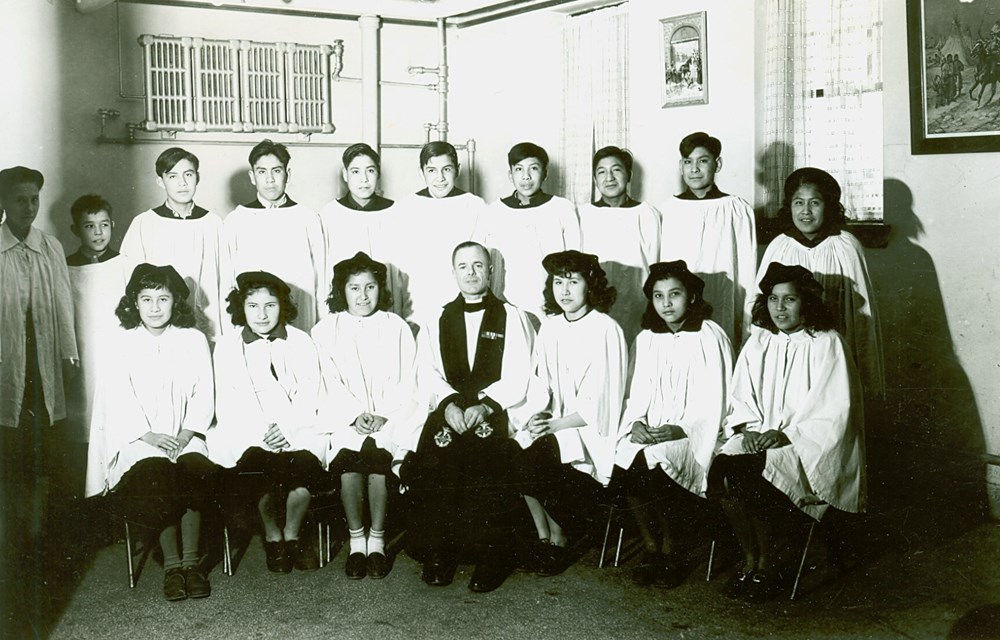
[759,0,883,222]
[139,35,343,134]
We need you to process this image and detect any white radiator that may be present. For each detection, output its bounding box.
[139,35,340,134]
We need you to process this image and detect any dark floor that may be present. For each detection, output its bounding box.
[4,441,1000,640]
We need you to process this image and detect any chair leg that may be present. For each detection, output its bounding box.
[124,520,136,589]
[223,525,232,576]
[613,527,624,567]
[317,521,326,569]
[706,539,716,582]
[326,523,332,565]
[598,504,615,568]
[790,521,817,601]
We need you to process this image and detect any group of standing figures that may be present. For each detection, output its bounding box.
[0,130,880,603]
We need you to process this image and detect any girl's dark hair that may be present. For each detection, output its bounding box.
[751,263,836,335]
[640,261,713,332]
[777,167,846,237]
[225,272,298,327]
[541,250,616,316]
[115,266,196,330]
[326,252,393,313]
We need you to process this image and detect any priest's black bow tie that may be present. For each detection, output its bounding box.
[463,300,488,313]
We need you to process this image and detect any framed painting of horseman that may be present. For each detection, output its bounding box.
[908,0,1000,153]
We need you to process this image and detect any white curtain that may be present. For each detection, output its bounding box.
[561,4,630,204]
[759,0,883,221]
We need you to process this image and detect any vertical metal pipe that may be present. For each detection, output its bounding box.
[437,17,448,142]
[358,15,382,151]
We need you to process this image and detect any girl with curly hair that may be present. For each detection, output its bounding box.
[209,271,327,574]
[709,262,865,602]
[86,264,218,602]
[512,250,627,576]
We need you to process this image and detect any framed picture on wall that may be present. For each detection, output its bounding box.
[907,0,1000,154]
[660,11,708,108]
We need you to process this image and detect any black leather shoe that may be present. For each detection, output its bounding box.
[183,566,211,599]
[722,567,753,599]
[289,540,319,571]
[264,541,292,574]
[468,561,509,593]
[367,552,389,579]
[743,570,789,602]
[653,557,688,590]
[632,551,667,586]
[421,557,456,587]
[345,552,367,580]
[536,544,569,577]
[163,567,187,601]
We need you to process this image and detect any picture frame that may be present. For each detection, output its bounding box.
[907,0,1000,154]
[660,11,708,108]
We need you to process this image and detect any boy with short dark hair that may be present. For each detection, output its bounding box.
[386,141,486,325]
[223,139,325,331]
[66,194,128,443]
[480,142,580,320]
[578,146,661,344]
[120,147,227,341]
[67,195,118,266]
[659,132,756,347]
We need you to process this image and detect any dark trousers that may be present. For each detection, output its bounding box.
[513,434,605,540]
[402,408,521,561]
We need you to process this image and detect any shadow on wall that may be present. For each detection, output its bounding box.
[754,140,795,219]
[860,178,989,553]
[228,167,256,212]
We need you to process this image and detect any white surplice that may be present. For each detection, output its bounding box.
[223,203,326,331]
[382,192,486,326]
[85,325,214,497]
[67,256,129,441]
[658,195,756,349]
[119,209,228,341]
[317,198,394,288]
[417,299,537,417]
[312,311,423,468]
[480,196,581,319]
[0,225,78,428]
[756,232,885,397]
[208,325,326,468]
[513,311,627,486]
[718,329,866,520]
[578,201,661,344]
[614,320,733,496]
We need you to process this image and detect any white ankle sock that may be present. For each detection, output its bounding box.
[349,527,366,554]
[367,529,385,555]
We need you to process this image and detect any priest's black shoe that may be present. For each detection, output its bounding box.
[421,556,456,587]
[468,561,510,593]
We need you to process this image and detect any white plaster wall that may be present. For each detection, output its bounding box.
[449,11,568,203]
[627,0,756,206]
[881,0,1000,509]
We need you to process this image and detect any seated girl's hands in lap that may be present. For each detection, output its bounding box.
[264,423,290,451]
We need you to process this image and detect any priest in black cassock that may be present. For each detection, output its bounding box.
[402,241,536,593]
